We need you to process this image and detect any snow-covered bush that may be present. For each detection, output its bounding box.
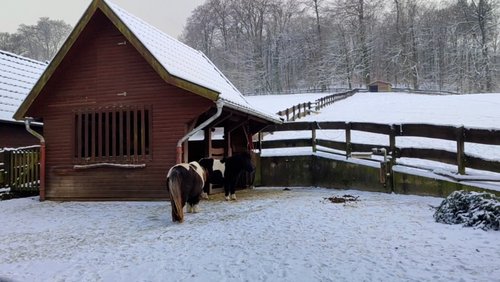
[434,190,499,231]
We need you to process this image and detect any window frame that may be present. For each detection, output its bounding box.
[73,105,152,164]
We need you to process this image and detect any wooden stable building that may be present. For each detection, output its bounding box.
[368,80,392,92]
[0,51,45,148]
[14,0,281,200]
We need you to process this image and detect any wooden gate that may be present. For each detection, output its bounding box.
[0,146,40,195]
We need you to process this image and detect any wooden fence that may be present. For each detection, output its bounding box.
[276,89,357,121]
[0,146,40,194]
[259,121,500,176]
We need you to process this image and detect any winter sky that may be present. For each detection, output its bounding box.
[0,0,205,38]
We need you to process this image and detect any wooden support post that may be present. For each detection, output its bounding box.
[258,132,263,154]
[389,125,396,165]
[312,124,317,153]
[345,122,352,159]
[204,128,212,157]
[456,126,466,175]
[224,127,232,157]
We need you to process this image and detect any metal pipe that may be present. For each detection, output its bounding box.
[25,118,46,201]
[176,100,224,164]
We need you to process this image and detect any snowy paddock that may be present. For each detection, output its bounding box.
[1,187,499,282]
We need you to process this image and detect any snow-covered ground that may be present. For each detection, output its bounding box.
[1,187,499,282]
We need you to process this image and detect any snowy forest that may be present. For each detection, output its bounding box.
[181,0,500,94]
[0,18,72,63]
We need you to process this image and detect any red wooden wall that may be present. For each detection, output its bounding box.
[0,123,41,149]
[26,10,212,200]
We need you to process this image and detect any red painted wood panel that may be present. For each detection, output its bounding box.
[26,10,212,200]
[0,123,42,148]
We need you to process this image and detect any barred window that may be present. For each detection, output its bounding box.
[74,105,152,163]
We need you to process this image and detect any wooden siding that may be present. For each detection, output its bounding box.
[0,123,42,148]
[25,10,212,200]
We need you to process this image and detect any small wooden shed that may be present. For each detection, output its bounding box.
[368,81,392,92]
[0,51,45,148]
[13,0,281,200]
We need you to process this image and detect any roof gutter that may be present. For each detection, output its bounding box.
[25,118,46,201]
[176,100,224,164]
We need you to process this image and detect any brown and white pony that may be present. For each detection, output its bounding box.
[166,161,206,223]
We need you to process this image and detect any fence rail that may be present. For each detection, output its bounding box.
[276,90,358,121]
[0,146,41,194]
[259,121,500,175]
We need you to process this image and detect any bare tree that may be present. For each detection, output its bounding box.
[0,17,71,61]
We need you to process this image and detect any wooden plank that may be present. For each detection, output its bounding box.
[261,139,312,149]
[315,121,346,130]
[316,139,345,151]
[77,112,82,160]
[465,128,500,145]
[399,148,457,165]
[91,112,96,161]
[141,107,146,158]
[466,155,500,174]
[112,111,117,158]
[126,109,131,160]
[400,124,457,140]
[263,122,311,132]
[351,122,392,135]
[98,112,103,160]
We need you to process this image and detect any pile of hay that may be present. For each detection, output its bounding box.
[434,190,499,231]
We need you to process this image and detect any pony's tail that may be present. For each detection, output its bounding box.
[167,172,184,223]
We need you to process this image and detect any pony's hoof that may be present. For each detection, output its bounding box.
[201,192,209,200]
[230,194,237,200]
[225,195,230,201]
[187,205,194,213]
[193,205,200,213]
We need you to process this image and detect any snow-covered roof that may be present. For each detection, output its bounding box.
[103,0,280,123]
[14,0,280,124]
[0,50,46,123]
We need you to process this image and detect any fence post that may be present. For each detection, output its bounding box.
[456,126,466,175]
[389,125,397,165]
[345,122,352,159]
[311,123,317,153]
[3,151,11,188]
[286,108,289,121]
[292,106,296,121]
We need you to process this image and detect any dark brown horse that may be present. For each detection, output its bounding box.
[199,152,255,201]
[166,161,206,223]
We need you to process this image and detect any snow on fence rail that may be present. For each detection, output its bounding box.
[258,121,500,176]
[276,89,357,121]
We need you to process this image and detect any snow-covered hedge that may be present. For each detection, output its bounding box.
[434,190,499,231]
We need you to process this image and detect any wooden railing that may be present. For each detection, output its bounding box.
[276,89,358,121]
[0,146,41,194]
[258,121,500,175]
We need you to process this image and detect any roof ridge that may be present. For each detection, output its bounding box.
[103,0,200,55]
